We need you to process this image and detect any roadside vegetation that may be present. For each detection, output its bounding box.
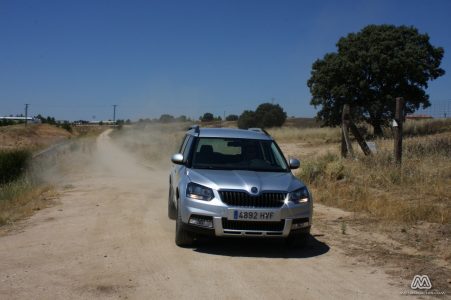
[0,124,103,226]
[0,150,31,184]
[284,119,451,225]
[0,149,52,225]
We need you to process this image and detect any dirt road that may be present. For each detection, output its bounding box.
[0,130,414,299]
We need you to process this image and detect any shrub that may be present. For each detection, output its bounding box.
[61,122,72,133]
[0,150,31,185]
[225,114,239,121]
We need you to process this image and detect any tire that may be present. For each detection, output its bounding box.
[286,233,310,248]
[168,185,177,220]
[175,199,194,247]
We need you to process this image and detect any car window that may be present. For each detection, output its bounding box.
[192,137,288,172]
[182,136,194,162]
[178,134,189,153]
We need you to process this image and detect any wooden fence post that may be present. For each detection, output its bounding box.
[349,123,372,156]
[341,130,347,158]
[341,104,354,158]
[394,97,404,164]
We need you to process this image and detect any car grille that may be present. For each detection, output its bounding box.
[219,191,286,208]
[222,219,285,232]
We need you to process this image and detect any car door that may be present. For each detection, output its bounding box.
[171,134,194,204]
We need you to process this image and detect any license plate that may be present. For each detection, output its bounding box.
[228,209,280,221]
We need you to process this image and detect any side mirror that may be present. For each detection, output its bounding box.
[171,153,184,165]
[289,158,300,169]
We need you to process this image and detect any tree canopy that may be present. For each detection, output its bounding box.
[237,103,287,129]
[200,113,214,122]
[307,24,445,135]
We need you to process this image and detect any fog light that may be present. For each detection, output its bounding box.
[189,216,213,228]
[291,222,309,230]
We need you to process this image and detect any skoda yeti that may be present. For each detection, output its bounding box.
[168,126,312,247]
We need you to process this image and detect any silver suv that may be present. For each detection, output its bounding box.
[168,126,312,247]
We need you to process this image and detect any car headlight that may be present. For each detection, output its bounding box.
[186,182,214,201]
[289,187,309,204]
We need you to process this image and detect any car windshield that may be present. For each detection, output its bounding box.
[191,137,288,172]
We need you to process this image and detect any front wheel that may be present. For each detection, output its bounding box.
[175,200,194,247]
[168,185,177,220]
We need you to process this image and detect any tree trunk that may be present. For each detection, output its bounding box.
[371,120,384,137]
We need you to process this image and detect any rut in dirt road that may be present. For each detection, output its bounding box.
[0,130,415,299]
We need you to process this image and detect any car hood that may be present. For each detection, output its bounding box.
[186,169,303,194]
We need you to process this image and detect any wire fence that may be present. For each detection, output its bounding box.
[416,100,451,118]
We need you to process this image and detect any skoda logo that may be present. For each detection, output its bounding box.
[251,187,258,194]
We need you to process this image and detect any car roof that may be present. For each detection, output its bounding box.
[187,127,273,140]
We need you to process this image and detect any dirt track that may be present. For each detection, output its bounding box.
[0,130,415,299]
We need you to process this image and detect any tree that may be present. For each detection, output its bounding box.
[176,115,187,122]
[159,114,175,123]
[255,103,287,128]
[307,25,445,136]
[225,114,239,121]
[237,110,257,129]
[237,103,287,129]
[200,112,214,122]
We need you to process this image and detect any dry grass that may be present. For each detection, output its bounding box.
[270,118,451,144]
[403,118,451,136]
[0,124,73,151]
[268,127,341,144]
[299,134,451,224]
[0,180,55,226]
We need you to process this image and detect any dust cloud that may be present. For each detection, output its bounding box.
[31,123,187,189]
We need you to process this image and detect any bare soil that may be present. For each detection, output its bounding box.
[0,130,446,299]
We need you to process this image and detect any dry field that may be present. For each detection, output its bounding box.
[276,120,451,293]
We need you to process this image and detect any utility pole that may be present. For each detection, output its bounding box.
[24,104,29,127]
[113,105,118,124]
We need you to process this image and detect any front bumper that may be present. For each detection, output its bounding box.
[180,195,312,238]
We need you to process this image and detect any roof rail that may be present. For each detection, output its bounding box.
[189,125,200,135]
[248,128,270,136]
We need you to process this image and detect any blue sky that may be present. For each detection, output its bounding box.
[1,0,450,121]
